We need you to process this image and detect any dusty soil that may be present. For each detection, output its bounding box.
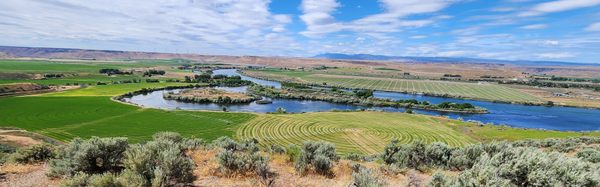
[0,83,49,95]
[191,149,424,187]
[0,164,60,187]
[0,135,41,147]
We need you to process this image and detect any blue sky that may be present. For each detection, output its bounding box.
[1,0,600,63]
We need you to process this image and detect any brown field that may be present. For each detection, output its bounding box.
[512,85,600,108]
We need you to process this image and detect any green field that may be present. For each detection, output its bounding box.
[246,70,544,103]
[237,112,477,154]
[236,112,599,154]
[0,96,255,142]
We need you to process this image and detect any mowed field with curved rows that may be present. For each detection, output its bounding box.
[245,70,544,103]
[236,112,478,154]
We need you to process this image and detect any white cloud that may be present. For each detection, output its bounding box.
[585,22,600,31]
[300,0,458,37]
[490,7,515,12]
[536,52,576,59]
[451,26,480,35]
[520,24,548,30]
[519,0,600,17]
[0,0,299,56]
[410,35,428,39]
[299,0,342,37]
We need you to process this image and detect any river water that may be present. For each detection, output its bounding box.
[123,69,600,131]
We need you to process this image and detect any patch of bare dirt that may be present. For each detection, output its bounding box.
[0,164,60,187]
[0,135,41,147]
[190,150,429,187]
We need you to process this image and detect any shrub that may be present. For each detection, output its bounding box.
[48,137,128,177]
[182,138,205,150]
[60,172,123,187]
[8,143,55,164]
[295,141,338,176]
[121,138,195,186]
[381,140,427,170]
[345,152,366,161]
[351,166,383,187]
[447,144,485,170]
[215,137,271,180]
[454,147,600,186]
[269,144,286,154]
[576,148,600,163]
[60,173,91,187]
[116,169,146,187]
[426,171,454,187]
[425,142,453,168]
[88,172,121,187]
[286,144,301,162]
[152,131,183,143]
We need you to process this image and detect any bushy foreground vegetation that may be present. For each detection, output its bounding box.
[382,138,600,187]
[2,133,599,186]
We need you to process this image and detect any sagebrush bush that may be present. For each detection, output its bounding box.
[295,141,338,176]
[60,173,91,187]
[87,172,121,187]
[122,136,195,186]
[50,132,198,186]
[215,137,271,179]
[269,144,286,154]
[382,140,451,171]
[576,148,600,163]
[345,152,365,161]
[182,138,205,150]
[454,147,600,186]
[152,131,183,143]
[351,166,383,187]
[426,171,454,187]
[48,137,128,177]
[8,143,55,164]
[60,172,123,187]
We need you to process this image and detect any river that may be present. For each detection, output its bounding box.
[123,69,600,131]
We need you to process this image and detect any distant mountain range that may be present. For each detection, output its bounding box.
[314,53,600,67]
[1,46,598,67]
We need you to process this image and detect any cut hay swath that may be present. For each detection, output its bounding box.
[236,112,477,154]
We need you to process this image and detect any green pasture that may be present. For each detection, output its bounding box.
[0,96,255,142]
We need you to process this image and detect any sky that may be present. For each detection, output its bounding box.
[1,0,600,63]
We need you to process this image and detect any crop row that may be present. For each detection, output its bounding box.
[236,113,476,154]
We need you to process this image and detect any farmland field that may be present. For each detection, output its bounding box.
[236,112,598,154]
[0,96,255,142]
[244,69,544,103]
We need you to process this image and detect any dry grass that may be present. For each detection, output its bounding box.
[513,85,600,108]
[0,164,60,187]
[189,150,432,187]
